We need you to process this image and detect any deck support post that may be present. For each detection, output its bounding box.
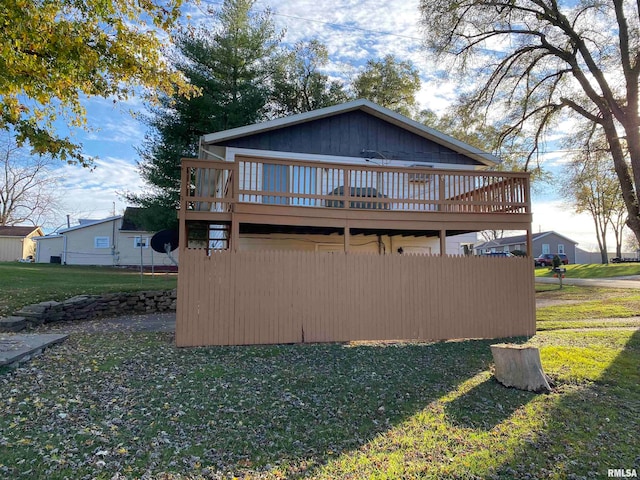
[178,158,189,252]
[344,222,350,253]
[439,229,446,256]
[526,228,533,258]
[230,215,240,252]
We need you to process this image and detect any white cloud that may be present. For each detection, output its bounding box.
[51,158,144,228]
[85,115,146,145]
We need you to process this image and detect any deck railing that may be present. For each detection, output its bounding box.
[181,156,530,215]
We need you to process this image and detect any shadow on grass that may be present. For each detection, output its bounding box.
[487,329,640,479]
[444,376,536,431]
[0,334,524,478]
[214,339,502,474]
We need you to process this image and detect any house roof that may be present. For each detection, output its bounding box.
[48,208,151,235]
[475,231,579,250]
[201,99,500,167]
[56,216,122,234]
[0,226,43,238]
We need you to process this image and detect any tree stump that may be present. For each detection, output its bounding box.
[490,344,551,393]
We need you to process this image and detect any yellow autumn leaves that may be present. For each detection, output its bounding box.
[0,0,198,164]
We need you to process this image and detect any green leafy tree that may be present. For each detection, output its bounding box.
[353,55,421,117]
[420,0,640,242]
[127,0,280,230]
[0,0,195,165]
[271,40,349,115]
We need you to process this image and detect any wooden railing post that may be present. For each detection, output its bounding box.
[438,175,445,212]
[231,162,240,251]
[343,166,351,209]
[178,159,189,252]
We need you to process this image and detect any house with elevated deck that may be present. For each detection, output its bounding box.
[176,99,535,346]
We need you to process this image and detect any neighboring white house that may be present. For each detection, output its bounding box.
[0,226,44,262]
[34,208,178,267]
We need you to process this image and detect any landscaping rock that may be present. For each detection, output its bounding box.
[0,333,68,366]
[4,290,177,331]
[0,316,27,332]
[491,344,551,393]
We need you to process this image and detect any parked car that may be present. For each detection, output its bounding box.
[535,253,569,267]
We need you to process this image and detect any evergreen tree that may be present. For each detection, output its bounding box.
[126,0,280,230]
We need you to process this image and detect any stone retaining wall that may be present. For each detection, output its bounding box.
[0,290,176,332]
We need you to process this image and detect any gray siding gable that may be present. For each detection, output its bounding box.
[212,110,481,166]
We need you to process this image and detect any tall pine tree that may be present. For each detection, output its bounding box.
[127,0,280,230]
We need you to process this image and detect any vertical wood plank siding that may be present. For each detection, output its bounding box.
[176,250,536,347]
[216,110,479,165]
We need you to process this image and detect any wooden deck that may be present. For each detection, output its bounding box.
[179,156,532,252]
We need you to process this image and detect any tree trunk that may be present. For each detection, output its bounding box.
[613,116,640,243]
[592,213,609,265]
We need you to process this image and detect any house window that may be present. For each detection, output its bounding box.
[134,236,149,248]
[558,244,565,254]
[515,244,522,251]
[94,236,110,249]
[262,164,289,205]
[542,244,550,254]
[503,246,510,253]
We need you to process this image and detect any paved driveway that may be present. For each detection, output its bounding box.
[536,275,640,289]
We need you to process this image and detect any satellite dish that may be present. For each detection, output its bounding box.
[151,229,179,253]
[151,230,179,267]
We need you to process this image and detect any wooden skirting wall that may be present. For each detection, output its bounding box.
[176,250,536,347]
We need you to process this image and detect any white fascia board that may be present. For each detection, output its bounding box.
[119,230,155,235]
[202,99,499,167]
[225,147,488,171]
[201,100,368,144]
[32,235,61,241]
[57,216,122,234]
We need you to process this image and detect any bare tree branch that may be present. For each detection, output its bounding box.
[0,132,62,227]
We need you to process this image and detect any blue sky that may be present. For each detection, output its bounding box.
[48,0,604,250]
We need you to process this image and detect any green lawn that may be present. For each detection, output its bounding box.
[0,285,638,478]
[535,262,640,278]
[536,285,640,331]
[0,262,177,316]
